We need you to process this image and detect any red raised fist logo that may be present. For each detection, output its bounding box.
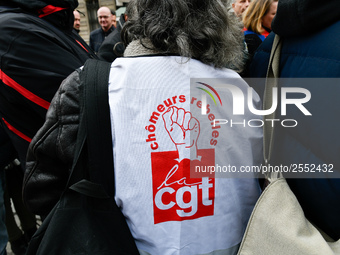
[162,106,200,161]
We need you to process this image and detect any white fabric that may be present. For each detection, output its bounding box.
[237,177,340,255]
[108,56,263,255]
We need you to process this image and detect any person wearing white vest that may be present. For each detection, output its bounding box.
[24,0,263,254]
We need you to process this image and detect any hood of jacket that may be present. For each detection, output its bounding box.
[0,0,77,10]
[272,0,340,37]
[0,0,78,31]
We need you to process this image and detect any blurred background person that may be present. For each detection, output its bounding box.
[97,9,127,62]
[0,0,96,169]
[243,0,278,55]
[111,10,117,28]
[248,0,340,241]
[0,1,96,254]
[73,10,81,33]
[0,4,96,249]
[89,6,115,53]
[242,0,278,74]
[232,0,252,17]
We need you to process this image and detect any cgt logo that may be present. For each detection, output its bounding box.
[151,105,215,224]
[152,152,215,224]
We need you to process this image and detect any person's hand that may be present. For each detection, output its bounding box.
[162,106,200,161]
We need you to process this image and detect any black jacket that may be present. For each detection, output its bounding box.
[0,125,16,169]
[24,70,81,216]
[89,25,115,53]
[97,14,126,62]
[0,0,97,166]
[248,0,340,240]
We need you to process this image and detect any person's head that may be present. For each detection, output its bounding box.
[232,0,251,17]
[261,0,277,30]
[73,10,81,31]
[97,7,113,32]
[122,0,245,70]
[243,0,278,33]
[111,10,117,27]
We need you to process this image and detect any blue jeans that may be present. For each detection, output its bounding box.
[0,169,8,255]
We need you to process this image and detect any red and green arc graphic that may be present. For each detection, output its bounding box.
[196,82,222,106]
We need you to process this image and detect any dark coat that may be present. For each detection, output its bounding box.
[0,125,16,169]
[24,70,81,216]
[89,25,115,53]
[248,0,340,240]
[97,14,126,62]
[0,1,96,166]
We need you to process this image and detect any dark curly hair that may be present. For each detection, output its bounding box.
[122,0,245,70]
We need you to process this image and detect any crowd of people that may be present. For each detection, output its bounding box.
[0,0,339,254]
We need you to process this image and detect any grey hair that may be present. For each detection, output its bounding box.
[122,0,245,71]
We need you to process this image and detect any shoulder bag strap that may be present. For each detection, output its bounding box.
[82,59,114,196]
[263,34,282,180]
[66,59,113,198]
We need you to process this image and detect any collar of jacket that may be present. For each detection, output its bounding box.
[1,0,77,31]
[4,0,77,11]
[124,39,160,57]
[102,25,114,36]
[124,39,179,58]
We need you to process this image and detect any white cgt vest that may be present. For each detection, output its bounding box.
[108,55,263,255]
